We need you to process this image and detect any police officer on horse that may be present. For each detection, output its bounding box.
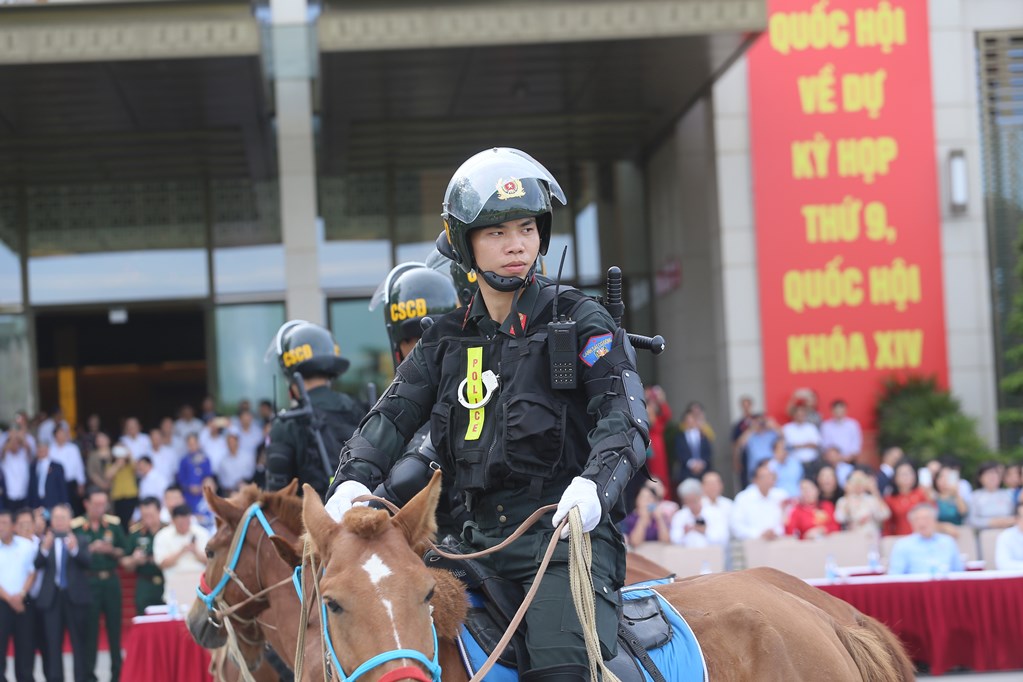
[325,147,650,682]
[265,321,364,498]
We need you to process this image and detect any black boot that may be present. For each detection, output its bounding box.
[521,663,589,682]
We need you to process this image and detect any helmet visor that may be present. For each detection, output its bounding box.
[369,263,425,311]
[442,148,567,225]
[263,319,309,365]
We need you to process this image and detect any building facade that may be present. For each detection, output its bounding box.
[1,0,1020,474]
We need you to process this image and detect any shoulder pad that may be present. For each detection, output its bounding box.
[70,517,86,529]
[103,514,121,525]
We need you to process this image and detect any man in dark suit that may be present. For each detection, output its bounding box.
[35,503,91,682]
[29,442,69,511]
[675,407,713,483]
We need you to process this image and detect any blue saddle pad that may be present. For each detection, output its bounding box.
[456,579,707,682]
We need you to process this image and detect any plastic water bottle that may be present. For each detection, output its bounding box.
[167,590,180,619]
[825,554,838,582]
[699,560,712,575]
[867,549,881,573]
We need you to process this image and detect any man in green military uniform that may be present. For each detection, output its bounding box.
[326,148,650,682]
[74,488,127,682]
[265,321,365,499]
[121,497,165,615]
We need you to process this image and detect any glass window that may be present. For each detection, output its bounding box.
[214,303,287,412]
[215,245,286,297]
[319,175,393,290]
[0,241,20,308]
[328,299,392,400]
[0,315,32,420]
[0,190,21,307]
[29,249,208,305]
[27,181,208,305]
[213,179,286,296]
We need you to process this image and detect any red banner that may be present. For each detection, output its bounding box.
[748,0,947,429]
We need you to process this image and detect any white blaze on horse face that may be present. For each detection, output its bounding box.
[361,553,402,647]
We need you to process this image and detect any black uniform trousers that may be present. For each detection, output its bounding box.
[0,599,35,682]
[462,495,624,671]
[39,589,90,682]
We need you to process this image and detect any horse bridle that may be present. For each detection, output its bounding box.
[292,562,443,682]
[197,502,290,624]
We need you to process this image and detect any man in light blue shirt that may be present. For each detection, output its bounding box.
[995,500,1023,570]
[889,503,964,575]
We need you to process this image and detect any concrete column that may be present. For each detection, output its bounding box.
[271,0,323,325]
[712,56,765,428]
[646,97,733,486]
[927,0,1023,446]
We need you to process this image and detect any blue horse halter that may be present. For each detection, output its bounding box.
[292,565,443,682]
[197,503,277,610]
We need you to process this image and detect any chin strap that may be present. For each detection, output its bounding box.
[478,261,537,293]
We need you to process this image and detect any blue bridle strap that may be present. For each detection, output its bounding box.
[293,564,443,682]
[197,503,277,610]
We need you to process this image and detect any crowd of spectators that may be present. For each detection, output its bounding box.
[624,387,1023,576]
[0,398,270,681]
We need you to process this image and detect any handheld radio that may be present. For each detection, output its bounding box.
[548,247,578,390]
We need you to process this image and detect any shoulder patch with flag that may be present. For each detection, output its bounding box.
[579,333,613,367]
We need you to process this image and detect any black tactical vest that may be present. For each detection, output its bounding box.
[421,285,594,505]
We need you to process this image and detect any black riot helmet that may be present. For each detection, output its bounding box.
[440,147,566,292]
[426,240,478,307]
[370,262,460,364]
[268,320,350,379]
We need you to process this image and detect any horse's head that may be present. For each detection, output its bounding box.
[186,479,300,670]
[301,472,445,682]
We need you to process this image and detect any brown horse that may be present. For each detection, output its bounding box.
[293,472,915,682]
[186,481,325,681]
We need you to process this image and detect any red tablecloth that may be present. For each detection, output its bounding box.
[816,574,1023,675]
[122,618,212,682]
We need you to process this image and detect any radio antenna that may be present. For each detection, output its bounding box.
[553,245,569,321]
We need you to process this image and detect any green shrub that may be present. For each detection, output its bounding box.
[875,375,995,477]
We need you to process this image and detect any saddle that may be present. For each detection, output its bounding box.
[424,549,704,682]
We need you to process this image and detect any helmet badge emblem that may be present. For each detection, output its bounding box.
[496,178,525,201]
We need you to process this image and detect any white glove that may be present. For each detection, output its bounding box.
[324,480,372,522]
[551,477,602,539]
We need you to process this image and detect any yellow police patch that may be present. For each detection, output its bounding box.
[465,347,485,441]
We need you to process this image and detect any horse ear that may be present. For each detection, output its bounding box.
[301,483,337,558]
[204,485,242,526]
[280,479,299,496]
[392,470,441,549]
[270,536,302,568]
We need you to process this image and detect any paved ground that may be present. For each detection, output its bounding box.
[919,675,1022,681]
[6,652,112,682]
[6,653,1020,680]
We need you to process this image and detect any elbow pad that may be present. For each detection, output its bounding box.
[373,448,441,508]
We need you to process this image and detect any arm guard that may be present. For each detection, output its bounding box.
[580,328,651,515]
[327,350,436,499]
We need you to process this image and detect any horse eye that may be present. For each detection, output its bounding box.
[326,599,343,615]
[424,587,435,604]
[206,548,214,559]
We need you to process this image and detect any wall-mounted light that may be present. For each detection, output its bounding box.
[108,308,128,325]
[948,149,968,214]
